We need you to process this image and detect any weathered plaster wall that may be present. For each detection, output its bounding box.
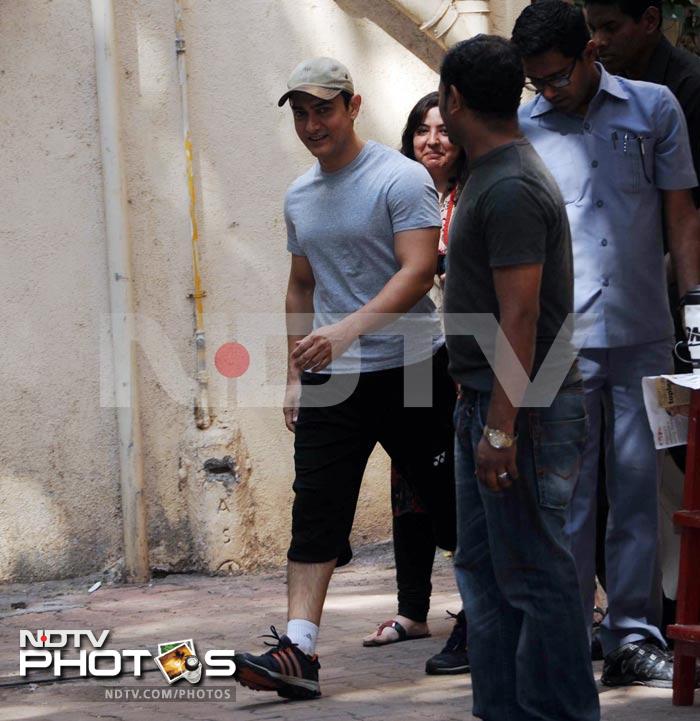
[1,0,521,582]
[139,0,445,574]
[0,0,122,581]
[490,0,529,39]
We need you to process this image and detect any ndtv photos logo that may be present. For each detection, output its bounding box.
[19,629,236,685]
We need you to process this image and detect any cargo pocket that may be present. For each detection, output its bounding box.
[529,404,587,511]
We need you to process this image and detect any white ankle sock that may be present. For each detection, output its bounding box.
[286,619,319,656]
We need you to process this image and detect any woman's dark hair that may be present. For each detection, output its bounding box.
[401,92,439,159]
[511,0,590,59]
[400,91,467,190]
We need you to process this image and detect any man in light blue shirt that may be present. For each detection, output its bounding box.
[513,0,700,688]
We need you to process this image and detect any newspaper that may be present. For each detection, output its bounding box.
[642,375,692,449]
[660,372,700,390]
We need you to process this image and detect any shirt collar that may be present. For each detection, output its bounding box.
[597,63,630,101]
[529,62,629,118]
[643,35,672,85]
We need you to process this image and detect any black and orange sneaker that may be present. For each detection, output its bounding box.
[233,626,321,700]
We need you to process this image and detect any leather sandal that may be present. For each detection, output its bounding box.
[362,619,431,647]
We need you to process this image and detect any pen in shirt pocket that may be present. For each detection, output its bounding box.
[636,135,652,183]
[636,135,648,156]
[612,131,618,150]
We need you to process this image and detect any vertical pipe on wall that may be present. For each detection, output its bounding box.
[91,0,150,582]
[174,0,212,431]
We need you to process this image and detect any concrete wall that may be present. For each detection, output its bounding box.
[0,0,122,582]
[490,0,530,38]
[0,0,522,582]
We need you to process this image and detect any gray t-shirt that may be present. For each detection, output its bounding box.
[444,139,575,388]
[285,140,444,373]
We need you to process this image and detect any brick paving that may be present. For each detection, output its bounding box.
[0,544,696,721]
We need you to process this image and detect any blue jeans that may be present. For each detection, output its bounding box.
[453,383,600,721]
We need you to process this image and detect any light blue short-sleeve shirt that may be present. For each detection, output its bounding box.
[519,64,698,348]
[285,140,444,373]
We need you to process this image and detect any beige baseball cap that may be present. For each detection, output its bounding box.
[278,57,354,107]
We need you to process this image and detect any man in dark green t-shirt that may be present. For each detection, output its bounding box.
[444,137,574,386]
[440,35,600,721]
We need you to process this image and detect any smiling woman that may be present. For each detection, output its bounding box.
[400,92,466,198]
[412,107,462,186]
[400,92,467,270]
[360,93,468,674]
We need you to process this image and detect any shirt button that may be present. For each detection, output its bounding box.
[602,278,610,287]
[601,238,608,246]
[584,122,591,131]
[592,160,599,168]
[596,200,604,208]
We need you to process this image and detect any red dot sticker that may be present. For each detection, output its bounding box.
[40,635,47,643]
[215,342,250,378]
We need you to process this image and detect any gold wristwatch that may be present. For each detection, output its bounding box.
[483,425,517,450]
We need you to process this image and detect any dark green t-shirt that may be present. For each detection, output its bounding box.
[444,138,575,390]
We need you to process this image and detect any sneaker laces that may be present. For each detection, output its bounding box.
[441,610,467,653]
[626,642,672,679]
[258,624,320,669]
[260,625,297,650]
[638,643,672,670]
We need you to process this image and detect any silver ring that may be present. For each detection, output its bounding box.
[497,472,509,480]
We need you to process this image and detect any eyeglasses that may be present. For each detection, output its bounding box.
[525,58,578,93]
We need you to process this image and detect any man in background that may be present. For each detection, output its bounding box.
[584,0,700,204]
[584,0,700,628]
[513,0,700,687]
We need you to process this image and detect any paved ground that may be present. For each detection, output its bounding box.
[0,544,697,721]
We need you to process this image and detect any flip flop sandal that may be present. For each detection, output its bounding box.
[592,606,607,628]
[362,619,431,647]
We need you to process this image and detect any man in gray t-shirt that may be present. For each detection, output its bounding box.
[285,139,444,372]
[232,57,457,702]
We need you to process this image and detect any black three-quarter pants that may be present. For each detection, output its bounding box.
[288,344,457,568]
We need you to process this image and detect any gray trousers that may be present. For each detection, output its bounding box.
[566,338,672,656]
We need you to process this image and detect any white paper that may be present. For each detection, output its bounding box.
[642,376,689,449]
[661,372,700,390]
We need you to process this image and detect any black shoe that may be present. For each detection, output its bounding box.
[233,626,321,700]
[425,610,470,675]
[591,606,606,661]
[591,633,604,661]
[601,641,673,688]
